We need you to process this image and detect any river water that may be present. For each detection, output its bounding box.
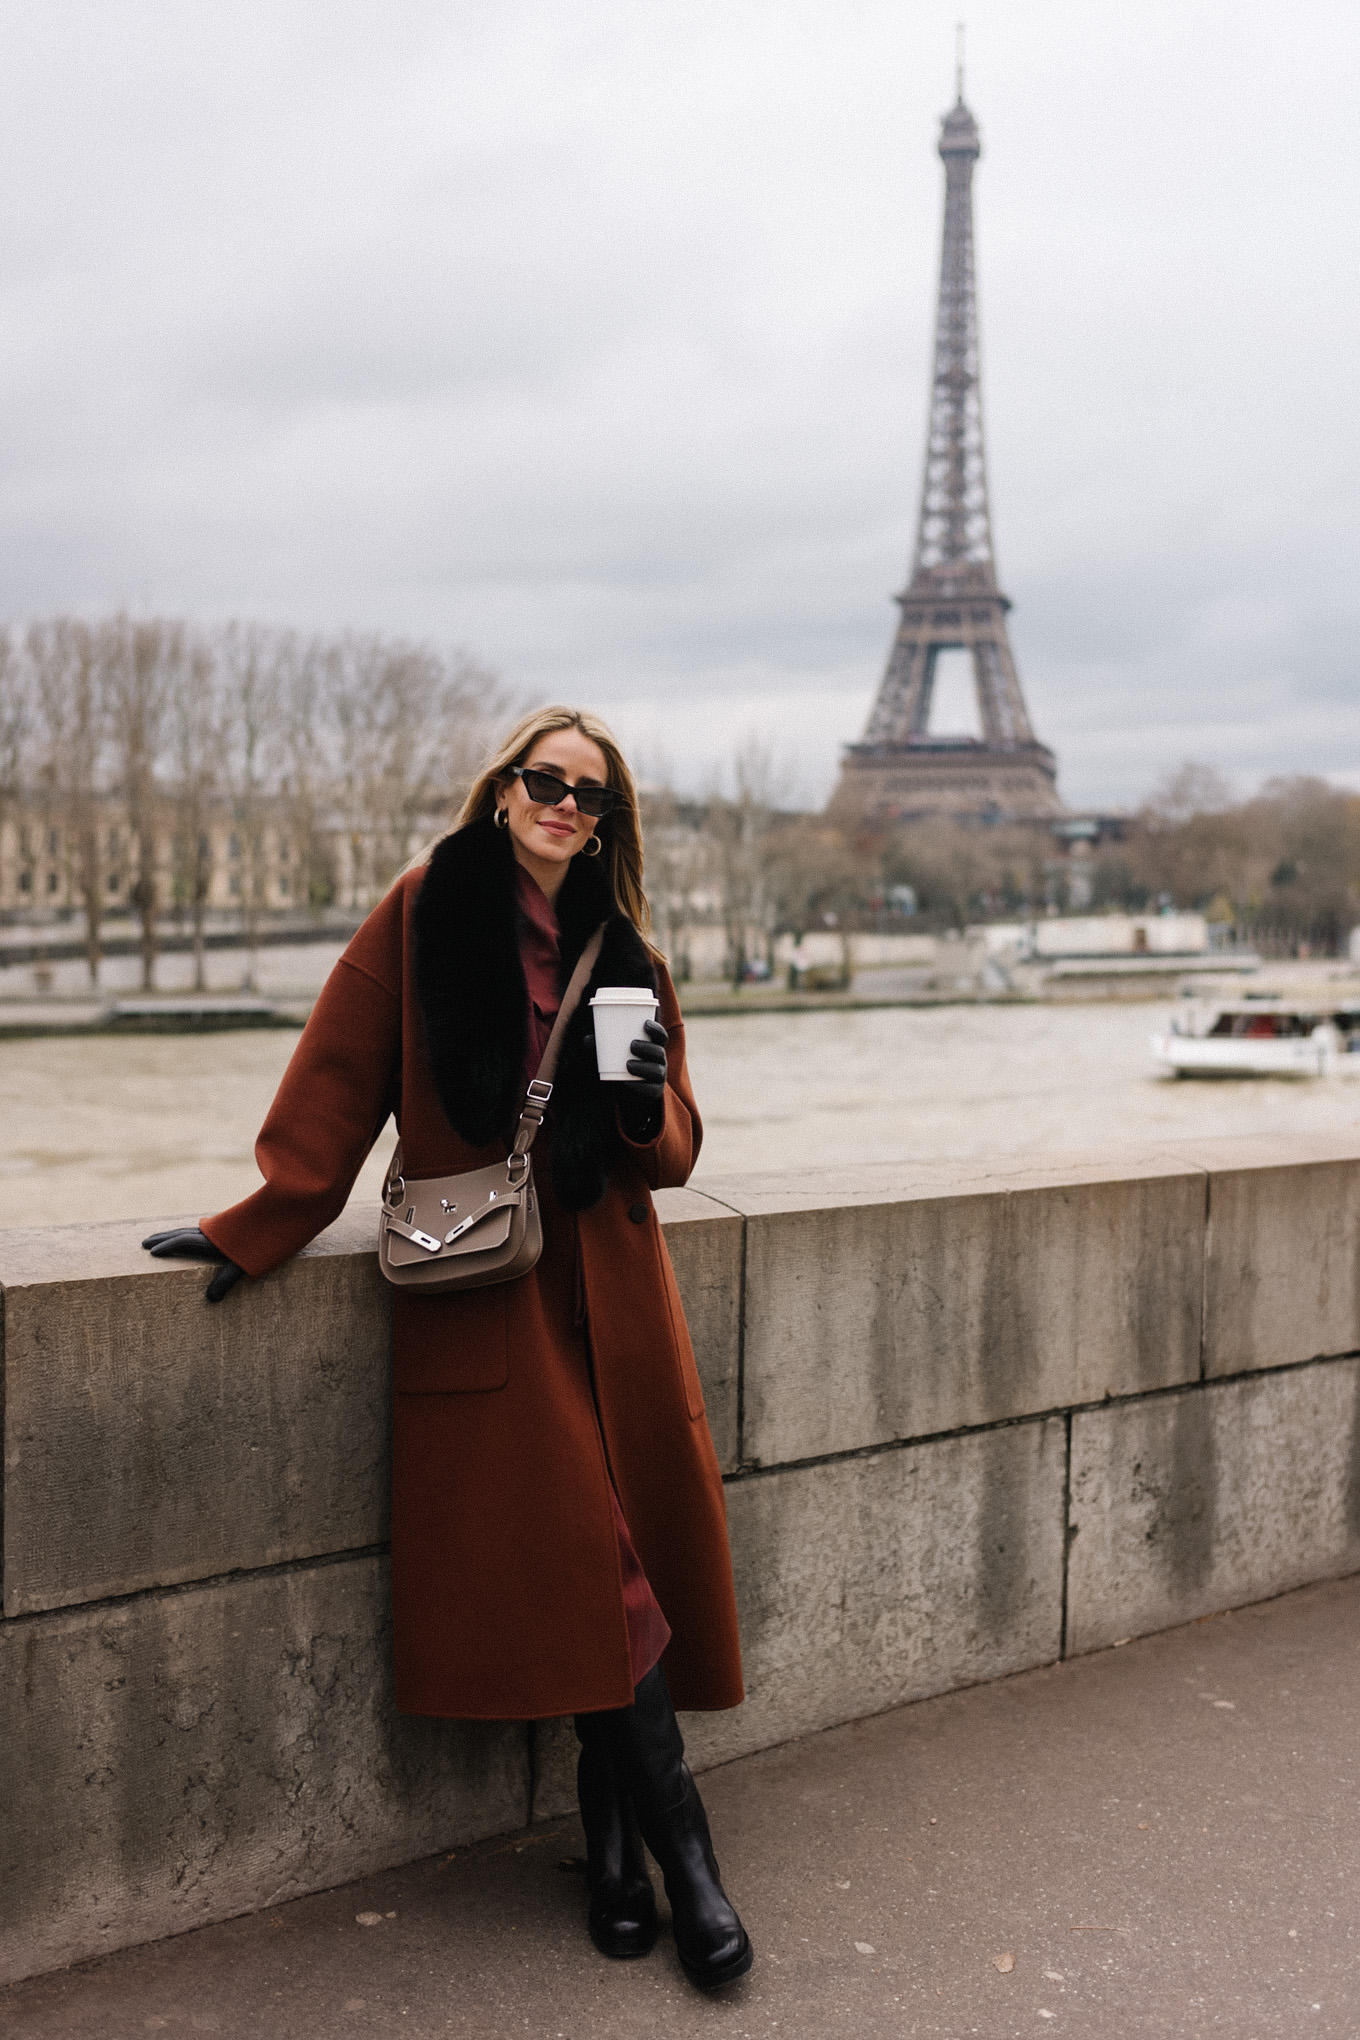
[1,999,1357,1231]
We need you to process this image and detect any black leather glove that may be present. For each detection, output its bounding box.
[617,1018,667,1142]
[625,1017,668,1098]
[141,1227,245,1303]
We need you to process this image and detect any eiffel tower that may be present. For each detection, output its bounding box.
[832,73,1062,828]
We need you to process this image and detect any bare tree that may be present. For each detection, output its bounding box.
[218,622,283,990]
[706,736,788,986]
[325,632,508,907]
[28,618,106,981]
[639,781,714,982]
[0,627,31,890]
[883,819,1047,931]
[278,632,333,914]
[763,817,864,959]
[104,615,174,989]
[4,613,514,949]
[169,632,224,990]
[1143,763,1237,827]
[352,635,445,887]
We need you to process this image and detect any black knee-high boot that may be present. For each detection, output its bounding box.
[601,1665,753,1990]
[572,1714,659,1959]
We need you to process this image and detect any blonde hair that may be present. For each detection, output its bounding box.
[453,705,651,936]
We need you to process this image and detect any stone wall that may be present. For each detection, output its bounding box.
[4,1131,1360,1981]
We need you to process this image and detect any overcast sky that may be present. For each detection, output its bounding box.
[0,1,1357,809]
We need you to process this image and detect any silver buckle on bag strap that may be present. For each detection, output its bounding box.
[384,1215,442,1252]
[509,1077,552,1177]
[443,1186,521,1244]
[517,1082,552,1130]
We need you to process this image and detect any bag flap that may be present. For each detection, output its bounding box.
[384,1201,516,1267]
[382,1155,524,1269]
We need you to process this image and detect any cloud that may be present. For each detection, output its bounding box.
[0,0,1356,810]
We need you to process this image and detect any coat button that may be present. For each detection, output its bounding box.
[628,1201,648,1224]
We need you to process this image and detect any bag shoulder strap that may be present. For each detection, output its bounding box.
[509,922,607,1163]
[536,922,607,1089]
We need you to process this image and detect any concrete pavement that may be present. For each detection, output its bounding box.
[4,1574,1357,2039]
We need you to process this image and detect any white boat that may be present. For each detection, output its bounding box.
[1151,993,1360,1078]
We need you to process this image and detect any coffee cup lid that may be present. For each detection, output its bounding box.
[589,987,658,1005]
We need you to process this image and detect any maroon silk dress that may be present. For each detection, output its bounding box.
[515,864,672,1689]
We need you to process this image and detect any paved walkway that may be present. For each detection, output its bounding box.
[5,1575,1358,2039]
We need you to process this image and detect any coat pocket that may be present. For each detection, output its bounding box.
[392,1284,509,1394]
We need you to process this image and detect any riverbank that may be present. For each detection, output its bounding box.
[0,984,1003,1037]
[0,997,313,1039]
[4,999,1360,1230]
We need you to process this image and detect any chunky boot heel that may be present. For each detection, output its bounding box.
[602,1666,753,1990]
[644,1762,752,1988]
[574,1725,658,1959]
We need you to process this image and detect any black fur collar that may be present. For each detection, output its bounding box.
[413,816,657,1211]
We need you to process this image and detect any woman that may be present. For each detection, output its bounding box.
[143,707,752,1991]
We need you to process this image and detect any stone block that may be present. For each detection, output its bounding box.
[702,1154,1204,1468]
[682,1416,1067,1768]
[1,1211,391,1617]
[655,1187,743,1471]
[529,1715,583,1823]
[0,1554,529,1985]
[1193,1134,1360,1378]
[1066,1358,1360,1656]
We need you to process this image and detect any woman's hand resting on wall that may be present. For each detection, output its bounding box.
[141,1228,245,1303]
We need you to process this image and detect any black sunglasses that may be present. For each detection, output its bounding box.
[509,765,622,819]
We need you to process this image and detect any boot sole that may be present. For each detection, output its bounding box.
[589,1922,660,1961]
[680,1929,753,1991]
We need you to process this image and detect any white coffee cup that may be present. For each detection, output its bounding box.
[589,987,660,1082]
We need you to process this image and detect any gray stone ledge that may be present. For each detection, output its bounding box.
[720,1155,1206,1466]
[1066,1355,1360,1655]
[701,1414,1068,1767]
[0,1198,739,1616]
[1196,1138,1360,1379]
[0,1554,528,1986]
[1,1213,392,1618]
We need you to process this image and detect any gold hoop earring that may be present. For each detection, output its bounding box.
[493,806,509,830]
[581,833,603,858]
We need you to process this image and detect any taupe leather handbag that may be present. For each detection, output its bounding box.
[378,927,605,1295]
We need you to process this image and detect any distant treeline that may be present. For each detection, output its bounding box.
[868,767,1360,955]
[0,614,509,985]
[644,758,1360,980]
[1094,766,1360,955]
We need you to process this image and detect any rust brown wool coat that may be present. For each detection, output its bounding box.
[201,818,745,1722]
